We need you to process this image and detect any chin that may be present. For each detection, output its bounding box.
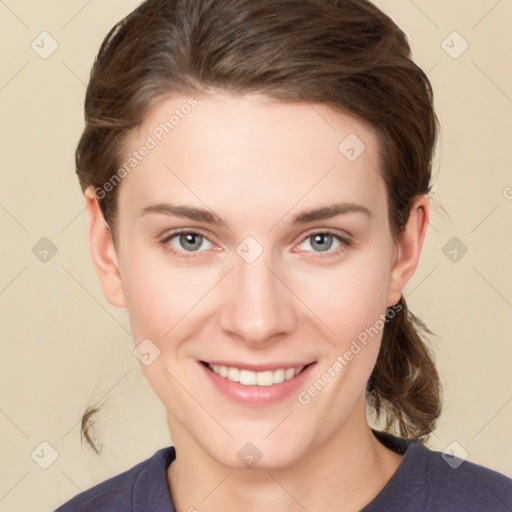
[205,432,309,472]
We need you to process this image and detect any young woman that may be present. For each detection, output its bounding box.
[55,0,512,510]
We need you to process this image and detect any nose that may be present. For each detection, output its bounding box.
[218,249,298,347]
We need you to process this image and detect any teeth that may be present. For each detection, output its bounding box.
[208,364,305,386]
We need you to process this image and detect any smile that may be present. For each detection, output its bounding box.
[199,360,316,404]
[206,363,305,386]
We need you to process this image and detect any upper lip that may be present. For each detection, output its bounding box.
[201,360,315,372]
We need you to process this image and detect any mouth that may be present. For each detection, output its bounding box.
[200,361,315,387]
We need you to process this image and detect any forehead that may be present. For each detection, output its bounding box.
[117,93,387,227]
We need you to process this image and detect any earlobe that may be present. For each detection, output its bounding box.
[386,194,429,307]
[84,187,126,308]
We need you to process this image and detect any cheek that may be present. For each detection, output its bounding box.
[119,247,214,343]
[119,227,394,347]
[308,248,393,346]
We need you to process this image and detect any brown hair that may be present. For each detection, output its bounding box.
[76,0,441,452]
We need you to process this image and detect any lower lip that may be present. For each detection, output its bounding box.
[199,361,316,405]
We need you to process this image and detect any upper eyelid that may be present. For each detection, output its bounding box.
[299,229,350,241]
[161,228,216,248]
[294,230,350,251]
[161,228,349,250]
[162,227,211,239]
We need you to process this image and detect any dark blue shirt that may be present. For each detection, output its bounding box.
[55,430,512,511]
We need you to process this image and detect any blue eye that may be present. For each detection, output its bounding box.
[303,232,338,252]
[297,231,349,258]
[160,229,350,260]
[161,231,213,259]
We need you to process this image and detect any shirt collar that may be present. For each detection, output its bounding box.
[132,445,177,512]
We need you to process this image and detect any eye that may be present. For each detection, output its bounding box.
[161,230,215,259]
[160,229,350,261]
[294,230,350,258]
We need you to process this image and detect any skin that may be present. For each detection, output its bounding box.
[85,92,429,512]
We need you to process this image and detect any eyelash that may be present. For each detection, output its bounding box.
[160,229,351,261]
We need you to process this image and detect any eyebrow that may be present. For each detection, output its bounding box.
[138,204,226,226]
[138,201,372,226]
[292,202,372,223]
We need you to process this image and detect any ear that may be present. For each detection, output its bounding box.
[84,187,126,308]
[386,194,429,307]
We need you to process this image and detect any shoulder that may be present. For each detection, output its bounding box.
[365,431,512,512]
[422,444,512,510]
[54,446,176,512]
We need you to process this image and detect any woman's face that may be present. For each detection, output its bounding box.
[95,93,417,469]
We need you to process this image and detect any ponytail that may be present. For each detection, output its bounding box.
[366,296,442,442]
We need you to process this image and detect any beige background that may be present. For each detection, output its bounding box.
[0,0,511,510]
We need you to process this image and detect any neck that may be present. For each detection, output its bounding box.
[167,401,403,512]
